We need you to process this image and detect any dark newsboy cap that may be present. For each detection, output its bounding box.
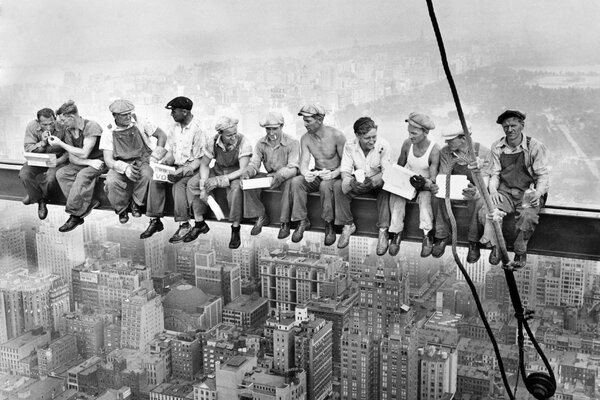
[165,96,193,111]
[496,109,526,124]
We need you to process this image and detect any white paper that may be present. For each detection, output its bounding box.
[207,195,225,220]
[151,163,177,182]
[435,174,470,200]
[24,152,57,168]
[241,176,273,190]
[382,164,417,200]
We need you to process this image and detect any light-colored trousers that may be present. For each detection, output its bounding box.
[389,191,433,234]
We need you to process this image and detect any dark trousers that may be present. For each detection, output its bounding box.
[434,197,482,242]
[104,163,153,214]
[243,173,293,222]
[19,163,60,203]
[333,180,390,228]
[187,173,243,224]
[289,175,336,222]
[56,163,107,217]
[147,175,194,222]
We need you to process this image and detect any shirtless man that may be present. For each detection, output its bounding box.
[388,112,440,257]
[289,104,346,244]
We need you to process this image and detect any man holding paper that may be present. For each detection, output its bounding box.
[49,101,107,232]
[289,104,346,245]
[20,108,68,220]
[184,116,252,248]
[241,111,299,238]
[101,99,168,224]
[334,117,392,252]
[140,96,206,243]
[429,122,490,261]
[388,112,440,257]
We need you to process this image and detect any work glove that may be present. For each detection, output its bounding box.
[205,175,230,192]
[150,146,167,163]
[462,183,479,200]
[269,171,285,189]
[410,175,427,191]
[125,164,140,182]
[167,170,183,183]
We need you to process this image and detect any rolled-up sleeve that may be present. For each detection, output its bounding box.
[379,141,392,173]
[340,142,354,176]
[238,136,253,159]
[488,144,502,190]
[203,134,217,160]
[246,145,265,177]
[24,121,46,153]
[530,140,550,195]
[192,128,205,159]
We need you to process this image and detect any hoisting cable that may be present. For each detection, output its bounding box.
[425,1,556,399]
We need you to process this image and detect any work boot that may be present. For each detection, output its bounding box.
[169,222,190,243]
[22,195,32,205]
[278,223,291,239]
[229,225,241,249]
[389,232,402,256]
[432,237,448,258]
[337,223,356,249]
[131,202,143,218]
[38,200,48,220]
[324,221,336,246]
[140,218,164,239]
[119,211,129,224]
[251,214,270,236]
[488,246,501,265]
[58,215,84,232]
[514,253,527,267]
[421,232,434,258]
[291,219,311,243]
[376,228,389,256]
[183,221,210,243]
[466,241,481,263]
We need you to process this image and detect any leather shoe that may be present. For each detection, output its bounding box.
[324,221,336,246]
[131,203,143,218]
[58,215,84,232]
[140,218,164,239]
[291,219,311,243]
[432,237,448,258]
[337,223,356,249]
[421,232,434,258]
[183,221,210,242]
[278,223,291,239]
[22,195,32,205]
[466,241,481,263]
[119,211,129,224]
[169,222,190,243]
[38,200,48,220]
[514,253,527,267]
[251,214,270,236]
[376,229,389,256]
[389,232,402,256]
[229,226,241,249]
[489,246,501,265]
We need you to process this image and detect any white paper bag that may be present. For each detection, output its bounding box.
[241,176,273,190]
[382,164,417,200]
[435,174,470,200]
[24,152,57,168]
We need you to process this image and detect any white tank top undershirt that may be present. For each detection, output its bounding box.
[406,141,434,178]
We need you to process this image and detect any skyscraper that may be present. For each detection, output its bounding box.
[120,288,164,351]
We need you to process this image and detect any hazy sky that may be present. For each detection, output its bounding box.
[1,0,600,70]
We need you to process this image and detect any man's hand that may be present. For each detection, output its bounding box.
[167,170,183,183]
[88,159,104,171]
[462,183,479,200]
[269,172,285,189]
[369,174,384,188]
[240,169,252,181]
[304,171,317,183]
[409,175,427,191]
[530,190,543,208]
[430,183,439,195]
[490,191,503,206]
[199,189,209,202]
[341,177,353,194]
[204,177,218,192]
[319,169,339,181]
[47,136,64,147]
[467,157,489,171]
[125,164,140,182]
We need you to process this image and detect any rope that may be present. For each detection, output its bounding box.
[426,0,556,398]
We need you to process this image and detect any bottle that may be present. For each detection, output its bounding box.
[522,184,536,208]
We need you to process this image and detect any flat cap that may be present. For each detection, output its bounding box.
[298,103,325,117]
[215,116,239,132]
[165,96,193,111]
[442,121,471,141]
[496,109,526,124]
[259,111,284,128]
[109,99,135,114]
[405,112,435,130]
